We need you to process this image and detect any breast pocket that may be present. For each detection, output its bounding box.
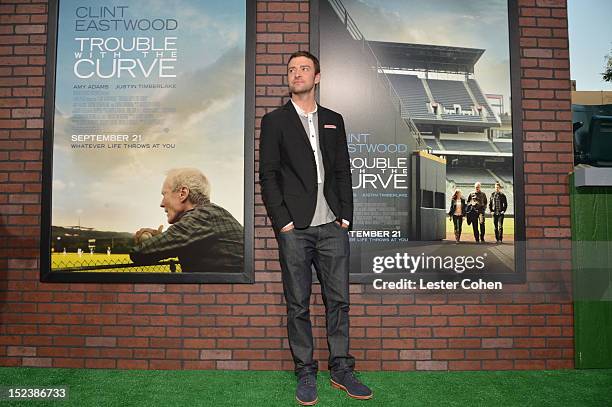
[322,129,338,161]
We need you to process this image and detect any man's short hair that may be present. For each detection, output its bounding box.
[495,182,503,188]
[166,168,210,206]
[288,51,320,75]
[474,182,481,188]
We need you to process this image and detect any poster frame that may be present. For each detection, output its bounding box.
[40,0,256,283]
[311,0,526,284]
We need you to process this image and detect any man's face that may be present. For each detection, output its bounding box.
[495,184,500,193]
[160,177,187,224]
[475,183,481,193]
[288,56,320,95]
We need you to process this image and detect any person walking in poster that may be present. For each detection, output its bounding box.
[467,182,487,243]
[259,51,372,405]
[489,182,508,244]
[448,189,466,243]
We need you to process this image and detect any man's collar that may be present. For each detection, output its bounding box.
[290,99,317,117]
[174,207,194,222]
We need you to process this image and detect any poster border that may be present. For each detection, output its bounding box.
[40,0,255,283]
[311,0,526,284]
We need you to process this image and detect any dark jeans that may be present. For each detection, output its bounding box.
[472,211,485,241]
[277,221,355,376]
[452,215,463,235]
[493,213,504,241]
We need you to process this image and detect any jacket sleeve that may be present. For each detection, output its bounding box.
[259,113,292,232]
[502,194,508,213]
[489,194,493,212]
[130,218,211,265]
[334,114,353,226]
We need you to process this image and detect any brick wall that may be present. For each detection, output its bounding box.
[0,0,574,370]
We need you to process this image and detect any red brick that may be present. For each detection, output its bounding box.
[523,48,553,58]
[217,360,248,370]
[415,316,447,326]
[268,23,299,32]
[431,305,463,315]
[382,361,416,370]
[547,359,573,369]
[397,304,431,315]
[257,12,283,22]
[13,45,44,55]
[14,25,45,34]
[85,359,116,369]
[416,338,447,349]
[537,17,567,27]
[15,5,47,14]
[482,338,513,348]
[283,13,308,22]
[466,349,497,360]
[22,357,52,367]
[432,349,464,360]
[416,361,447,370]
[54,359,85,368]
[257,33,283,43]
[6,346,36,356]
[515,360,546,370]
[522,7,550,16]
[399,350,430,360]
[118,359,148,369]
[85,337,116,347]
[433,327,464,337]
[200,350,231,360]
[483,360,514,370]
[450,360,481,370]
[0,5,15,13]
[0,15,30,24]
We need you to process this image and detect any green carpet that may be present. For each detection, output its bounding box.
[0,368,611,406]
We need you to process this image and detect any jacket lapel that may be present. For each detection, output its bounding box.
[284,101,311,149]
[317,105,329,162]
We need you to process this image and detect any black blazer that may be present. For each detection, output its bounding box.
[259,101,353,232]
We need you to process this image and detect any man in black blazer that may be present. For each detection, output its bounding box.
[259,51,372,405]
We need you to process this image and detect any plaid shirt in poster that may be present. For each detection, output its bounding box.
[130,202,244,273]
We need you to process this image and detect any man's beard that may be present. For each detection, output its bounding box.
[289,83,315,95]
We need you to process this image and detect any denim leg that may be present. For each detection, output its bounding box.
[312,222,355,373]
[277,228,318,375]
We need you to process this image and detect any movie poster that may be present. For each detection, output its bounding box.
[319,0,522,282]
[44,0,250,281]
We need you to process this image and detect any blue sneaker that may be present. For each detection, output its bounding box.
[330,369,372,400]
[296,373,317,405]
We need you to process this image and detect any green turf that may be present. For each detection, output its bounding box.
[0,368,610,406]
